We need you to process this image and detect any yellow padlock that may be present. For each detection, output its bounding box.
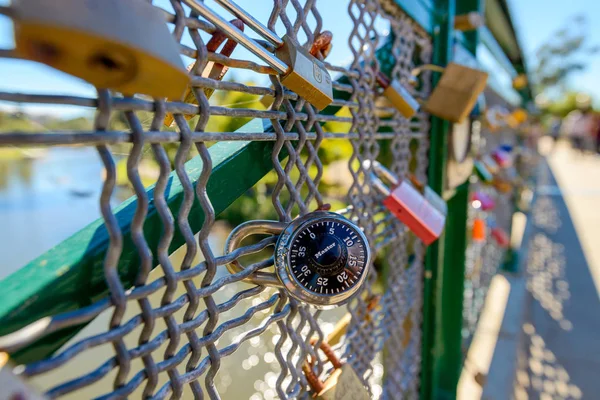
[454,12,484,31]
[13,0,189,99]
[377,72,420,119]
[413,63,488,123]
[303,339,370,400]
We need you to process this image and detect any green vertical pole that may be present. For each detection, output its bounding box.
[419,0,455,399]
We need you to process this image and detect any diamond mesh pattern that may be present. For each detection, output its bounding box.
[0,1,432,398]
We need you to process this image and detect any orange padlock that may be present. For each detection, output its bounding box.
[472,218,486,242]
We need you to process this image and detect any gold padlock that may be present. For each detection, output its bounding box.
[185,0,333,110]
[303,339,370,400]
[377,72,420,119]
[413,63,488,123]
[454,12,484,31]
[13,0,189,99]
[326,295,381,346]
[0,353,47,400]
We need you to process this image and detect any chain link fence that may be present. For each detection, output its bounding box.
[0,1,434,398]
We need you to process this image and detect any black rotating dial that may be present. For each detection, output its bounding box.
[288,218,367,295]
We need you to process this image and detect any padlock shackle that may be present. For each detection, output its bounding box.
[411,63,446,78]
[302,338,344,394]
[214,0,283,48]
[224,220,288,287]
[363,160,400,197]
[182,0,288,75]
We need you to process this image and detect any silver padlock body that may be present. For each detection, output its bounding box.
[13,0,189,99]
[276,35,333,110]
[383,79,420,118]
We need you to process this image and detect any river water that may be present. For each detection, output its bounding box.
[0,147,354,399]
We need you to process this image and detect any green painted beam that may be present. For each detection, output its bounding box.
[391,0,438,35]
[0,119,290,363]
[420,0,455,399]
[432,182,469,400]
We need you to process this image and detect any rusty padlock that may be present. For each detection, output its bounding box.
[303,339,370,400]
[376,72,420,119]
[411,63,488,123]
[13,0,189,99]
[366,160,446,245]
[186,0,333,110]
[0,353,47,400]
[164,19,243,127]
[472,191,495,211]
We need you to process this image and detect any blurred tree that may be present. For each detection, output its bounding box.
[533,14,599,97]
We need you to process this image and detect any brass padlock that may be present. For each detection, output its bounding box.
[13,0,189,99]
[303,339,370,400]
[454,12,484,31]
[164,19,243,127]
[376,72,420,119]
[0,353,47,400]
[185,0,333,110]
[413,63,488,123]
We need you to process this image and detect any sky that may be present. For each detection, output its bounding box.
[0,0,598,117]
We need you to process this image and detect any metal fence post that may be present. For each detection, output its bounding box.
[419,0,455,398]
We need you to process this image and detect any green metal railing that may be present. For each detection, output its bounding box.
[0,0,531,398]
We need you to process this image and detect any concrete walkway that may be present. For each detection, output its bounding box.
[514,141,600,400]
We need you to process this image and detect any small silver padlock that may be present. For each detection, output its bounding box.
[376,72,420,119]
[13,0,189,99]
[184,0,333,110]
[366,161,446,245]
[225,211,371,308]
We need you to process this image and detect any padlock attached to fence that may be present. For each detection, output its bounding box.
[0,353,46,400]
[492,148,512,168]
[411,63,488,123]
[473,159,494,183]
[184,0,333,110]
[302,339,370,400]
[12,0,189,99]
[376,72,420,119]
[164,19,244,127]
[472,191,495,211]
[491,227,510,248]
[472,217,487,243]
[224,211,371,308]
[366,161,446,245]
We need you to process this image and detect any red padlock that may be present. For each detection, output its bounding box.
[472,191,495,211]
[491,227,510,248]
[367,161,446,245]
[492,149,512,168]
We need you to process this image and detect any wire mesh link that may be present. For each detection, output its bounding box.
[0,1,433,398]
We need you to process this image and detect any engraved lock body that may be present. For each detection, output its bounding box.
[419,62,488,123]
[13,0,189,99]
[367,161,446,245]
[303,339,370,400]
[184,0,333,110]
[225,211,371,308]
[376,72,420,119]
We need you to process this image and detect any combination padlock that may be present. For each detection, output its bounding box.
[366,161,446,245]
[184,0,333,110]
[303,339,370,400]
[164,19,244,127]
[376,72,420,119]
[225,211,371,308]
[412,63,488,123]
[13,0,189,99]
